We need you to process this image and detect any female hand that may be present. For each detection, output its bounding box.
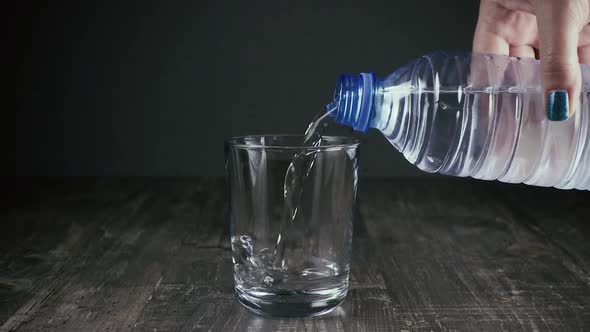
[474,0,590,120]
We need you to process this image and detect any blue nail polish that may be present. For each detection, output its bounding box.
[547,90,569,121]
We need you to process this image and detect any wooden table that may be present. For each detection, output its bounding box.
[1,178,589,331]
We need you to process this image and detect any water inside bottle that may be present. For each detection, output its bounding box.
[378,88,587,189]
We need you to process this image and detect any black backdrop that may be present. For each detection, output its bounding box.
[14,0,479,176]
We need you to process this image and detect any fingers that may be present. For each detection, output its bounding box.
[578,44,590,64]
[535,0,587,121]
[577,24,590,46]
[473,28,510,55]
[509,45,536,58]
[578,25,590,64]
[473,0,510,54]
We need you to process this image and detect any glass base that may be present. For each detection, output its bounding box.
[236,286,347,317]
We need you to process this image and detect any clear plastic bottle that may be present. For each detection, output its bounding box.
[328,51,590,190]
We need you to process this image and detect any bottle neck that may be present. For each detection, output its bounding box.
[327,72,376,133]
[329,65,419,152]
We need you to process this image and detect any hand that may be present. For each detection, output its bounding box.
[473,0,590,120]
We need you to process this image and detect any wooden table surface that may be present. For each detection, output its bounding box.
[1,177,589,331]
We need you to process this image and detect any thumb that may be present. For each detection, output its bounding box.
[535,0,586,121]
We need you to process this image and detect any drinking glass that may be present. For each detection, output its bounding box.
[225,135,359,317]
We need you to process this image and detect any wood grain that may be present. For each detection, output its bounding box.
[1,177,589,331]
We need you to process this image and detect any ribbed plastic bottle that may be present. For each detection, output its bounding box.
[328,51,590,190]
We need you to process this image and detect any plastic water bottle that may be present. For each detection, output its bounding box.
[327,51,590,190]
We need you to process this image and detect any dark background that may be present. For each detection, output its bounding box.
[15,0,479,176]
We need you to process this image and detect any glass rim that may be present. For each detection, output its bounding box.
[225,134,360,150]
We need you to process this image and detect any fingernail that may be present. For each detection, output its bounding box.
[547,90,569,121]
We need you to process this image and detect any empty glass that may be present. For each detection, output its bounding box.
[225,135,359,317]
